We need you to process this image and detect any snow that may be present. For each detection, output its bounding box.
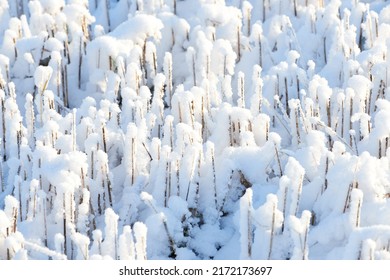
[0,0,390,260]
[133,222,147,260]
[239,188,252,259]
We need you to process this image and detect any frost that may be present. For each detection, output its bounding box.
[134,222,147,260]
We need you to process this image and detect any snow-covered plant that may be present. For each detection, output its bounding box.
[289,210,311,260]
[239,188,253,259]
[1,0,390,261]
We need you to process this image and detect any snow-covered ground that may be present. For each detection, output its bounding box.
[0,0,390,260]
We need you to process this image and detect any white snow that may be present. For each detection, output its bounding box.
[0,0,390,260]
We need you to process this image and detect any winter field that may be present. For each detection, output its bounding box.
[0,0,390,260]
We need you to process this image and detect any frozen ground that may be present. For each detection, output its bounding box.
[0,0,390,260]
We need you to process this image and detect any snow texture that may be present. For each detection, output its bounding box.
[0,0,390,260]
